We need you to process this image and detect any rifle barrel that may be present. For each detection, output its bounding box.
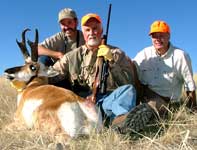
[105,3,112,44]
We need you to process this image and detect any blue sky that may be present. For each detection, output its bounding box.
[0,0,197,75]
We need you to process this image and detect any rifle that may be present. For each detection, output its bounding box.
[100,3,112,94]
[88,4,112,104]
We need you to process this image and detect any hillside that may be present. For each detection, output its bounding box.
[0,76,197,150]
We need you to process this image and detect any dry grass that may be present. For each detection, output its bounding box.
[0,76,197,150]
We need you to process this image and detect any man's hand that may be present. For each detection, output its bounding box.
[97,45,113,61]
[55,51,64,59]
[186,91,197,112]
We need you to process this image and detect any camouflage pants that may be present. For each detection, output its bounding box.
[142,87,170,118]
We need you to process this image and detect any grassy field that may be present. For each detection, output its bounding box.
[0,75,197,150]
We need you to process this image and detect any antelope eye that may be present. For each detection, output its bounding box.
[30,65,37,71]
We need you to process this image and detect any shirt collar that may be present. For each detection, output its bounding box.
[80,45,89,56]
[82,45,98,56]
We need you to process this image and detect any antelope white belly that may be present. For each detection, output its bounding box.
[57,102,86,137]
[22,99,43,128]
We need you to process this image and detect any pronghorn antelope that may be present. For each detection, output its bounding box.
[4,29,102,138]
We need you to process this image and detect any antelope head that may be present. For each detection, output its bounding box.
[4,29,59,90]
[3,29,102,139]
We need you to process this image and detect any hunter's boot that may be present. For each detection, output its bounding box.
[111,103,158,135]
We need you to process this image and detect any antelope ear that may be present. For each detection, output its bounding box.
[47,66,60,77]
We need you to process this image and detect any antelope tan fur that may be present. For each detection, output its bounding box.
[4,29,102,138]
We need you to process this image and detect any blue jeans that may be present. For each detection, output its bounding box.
[97,84,136,120]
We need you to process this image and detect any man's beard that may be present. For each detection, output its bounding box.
[63,28,76,40]
[87,38,100,47]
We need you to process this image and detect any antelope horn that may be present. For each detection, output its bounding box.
[27,29,38,62]
[16,28,31,62]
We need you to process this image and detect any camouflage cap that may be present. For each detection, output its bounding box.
[58,8,77,22]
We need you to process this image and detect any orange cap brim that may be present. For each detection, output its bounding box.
[81,13,101,26]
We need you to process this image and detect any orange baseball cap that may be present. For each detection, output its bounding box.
[81,13,102,26]
[149,20,170,35]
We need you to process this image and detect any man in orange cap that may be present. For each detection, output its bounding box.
[38,8,85,88]
[115,20,197,135]
[132,20,196,123]
[51,13,138,128]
